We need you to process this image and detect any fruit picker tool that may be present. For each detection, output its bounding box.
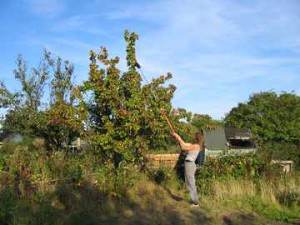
[136,63,176,136]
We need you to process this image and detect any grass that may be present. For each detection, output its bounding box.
[1,169,299,225]
[199,172,300,224]
[0,143,299,225]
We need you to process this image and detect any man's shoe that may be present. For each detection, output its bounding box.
[190,204,199,208]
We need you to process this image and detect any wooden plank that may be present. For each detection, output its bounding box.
[145,153,180,168]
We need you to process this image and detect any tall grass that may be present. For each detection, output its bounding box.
[212,179,256,199]
[198,173,300,222]
[193,154,300,222]
[0,141,299,224]
[208,175,298,204]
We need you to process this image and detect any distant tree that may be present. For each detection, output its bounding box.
[36,55,87,150]
[224,91,300,144]
[191,113,223,131]
[0,51,86,149]
[224,91,300,166]
[0,51,51,136]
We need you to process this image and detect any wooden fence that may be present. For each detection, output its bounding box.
[145,153,180,168]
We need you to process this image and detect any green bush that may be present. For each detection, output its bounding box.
[0,188,15,224]
[259,141,300,170]
[195,154,286,196]
[277,191,300,208]
[150,167,172,184]
[196,154,267,181]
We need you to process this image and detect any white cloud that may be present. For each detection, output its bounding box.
[7,0,299,119]
[91,0,300,120]
[23,0,65,17]
[52,14,109,35]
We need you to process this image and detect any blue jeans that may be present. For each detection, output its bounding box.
[184,161,199,204]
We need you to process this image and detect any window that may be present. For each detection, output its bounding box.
[229,139,255,149]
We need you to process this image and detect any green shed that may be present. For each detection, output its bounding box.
[203,128,257,159]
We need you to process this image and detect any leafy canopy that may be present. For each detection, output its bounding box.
[81,30,178,165]
[0,51,86,149]
[224,91,300,144]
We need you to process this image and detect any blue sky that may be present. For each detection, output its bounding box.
[0,0,299,119]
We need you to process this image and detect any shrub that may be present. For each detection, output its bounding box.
[277,191,300,207]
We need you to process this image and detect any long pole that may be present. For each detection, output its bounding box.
[137,64,181,153]
[161,110,175,134]
[137,65,176,134]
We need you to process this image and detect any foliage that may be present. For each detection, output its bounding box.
[191,113,223,131]
[0,51,51,136]
[245,196,300,222]
[277,191,300,208]
[0,141,299,224]
[195,154,271,196]
[195,156,300,222]
[224,91,300,144]
[81,30,179,166]
[0,51,86,150]
[0,188,15,224]
[197,154,266,180]
[1,30,300,224]
[0,52,50,111]
[147,167,174,185]
[0,141,146,225]
[38,55,87,149]
[0,140,140,198]
[259,141,300,170]
[224,91,300,168]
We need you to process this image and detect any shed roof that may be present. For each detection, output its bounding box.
[225,128,252,139]
[204,128,256,150]
[204,128,228,150]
